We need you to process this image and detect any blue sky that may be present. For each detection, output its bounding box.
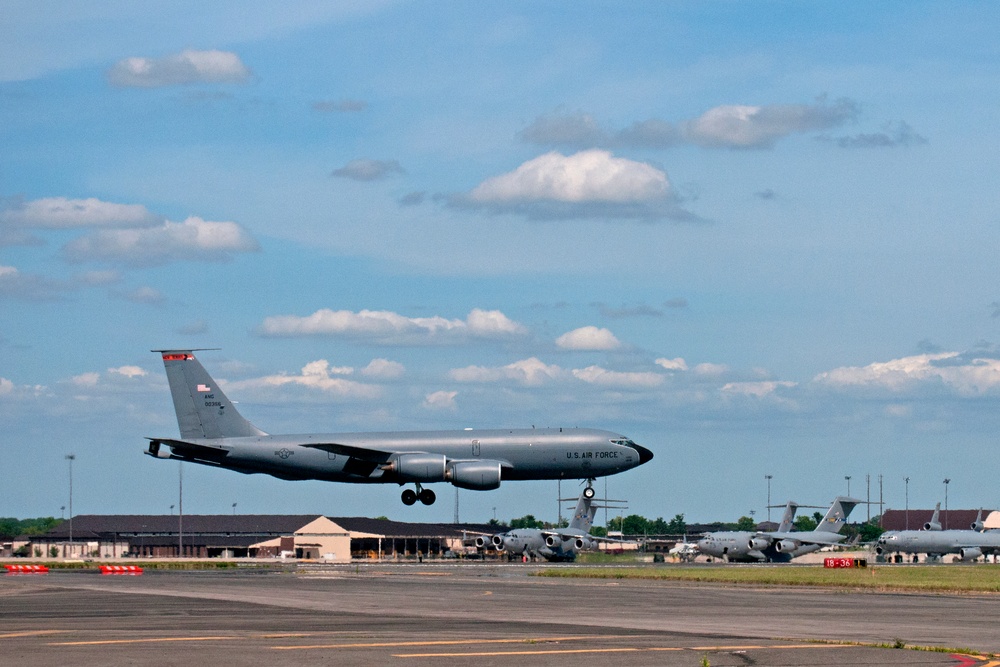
[3,1,1000,524]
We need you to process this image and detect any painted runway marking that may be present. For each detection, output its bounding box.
[0,630,69,639]
[272,636,587,650]
[49,636,236,646]
[394,643,849,659]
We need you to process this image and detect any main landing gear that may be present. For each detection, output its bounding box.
[582,478,596,499]
[401,484,436,506]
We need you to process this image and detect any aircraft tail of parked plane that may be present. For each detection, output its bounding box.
[924,502,942,531]
[158,350,265,439]
[814,496,859,535]
[776,501,799,533]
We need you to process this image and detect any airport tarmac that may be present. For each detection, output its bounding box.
[3,563,999,666]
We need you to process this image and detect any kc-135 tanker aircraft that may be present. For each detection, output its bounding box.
[146,350,653,506]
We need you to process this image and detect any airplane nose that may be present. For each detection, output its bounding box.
[631,443,654,465]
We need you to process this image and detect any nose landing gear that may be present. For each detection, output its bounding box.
[401,484,436,506]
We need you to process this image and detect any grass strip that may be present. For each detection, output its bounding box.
[535,564,1000,593]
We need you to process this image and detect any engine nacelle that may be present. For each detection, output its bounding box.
[747,537,770,551]
[773,539,799,553]
[959,547,983,561]
[574,537,595,551]
[491,534,505,549]
[446,460,502,490]
[924,520,941,531]
[475,536,489,549]
[383,453,447,482]
[545,534,563,548]
[972,520,985,532]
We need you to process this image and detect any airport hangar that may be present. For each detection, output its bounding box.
[19,515,500,562]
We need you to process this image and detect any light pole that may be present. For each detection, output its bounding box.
[65,454,75,549]
[232,503,237,516]
[765,474,773,523]
[943,478,951,530]
[845,475,851,496]
[904,477,909,530]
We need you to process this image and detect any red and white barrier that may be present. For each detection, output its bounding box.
[4,564,49,574]
[99,565,143,575]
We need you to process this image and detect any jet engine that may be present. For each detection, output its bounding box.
[383,453,447,482]
[475,536,490,549]
[959,547,983,561]
[971,520,985,532]
[574,537,595,551]
[545,534,566,548]
[747,537,770,551]
[446,460,502,490]
[491,534,505,549]
[773,539,799,553]
[923,519,942,531]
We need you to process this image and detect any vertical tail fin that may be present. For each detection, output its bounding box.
[813,496,860,534]
[568,491,596,533]
[777,501,799,533]
[155,350,265,439]
[924,502,942,531]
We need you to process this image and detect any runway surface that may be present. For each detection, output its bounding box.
[3,563,1000,666]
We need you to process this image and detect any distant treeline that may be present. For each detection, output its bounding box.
[0,517,63,537]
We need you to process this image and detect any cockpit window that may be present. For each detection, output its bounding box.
[610,438,636,447]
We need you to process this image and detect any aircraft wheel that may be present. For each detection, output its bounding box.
[583,486,596,499]
[419,488,436,505]
[401,489,418,506]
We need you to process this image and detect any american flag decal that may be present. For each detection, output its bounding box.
[197,384,211,392]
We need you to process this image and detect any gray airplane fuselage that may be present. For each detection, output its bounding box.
[150,427,644,483]
[876,529,1000,560]
[696,530,839,563]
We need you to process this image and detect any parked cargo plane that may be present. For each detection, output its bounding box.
[875,508,1000,562]
[477,485,612,561]
[146,350,653,506]
[696,497,860,563]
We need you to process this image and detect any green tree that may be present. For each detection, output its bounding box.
[735,516,756,531]
[510,514,545,529]
[621,514,650,536]
[666,514,687,534]
[794,515,818,532]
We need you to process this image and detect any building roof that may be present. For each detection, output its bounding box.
[880,508,993,531]
[37,515,503,542]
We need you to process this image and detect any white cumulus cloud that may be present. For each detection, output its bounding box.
[555,326,622,351]
[423,390,457,411]
[450,357,565,386]
[721,380,797,397]
[226,359,381,399]
[571,365,664,388]
[813,352,1000,395]
[682,99,857,149]
[655,357,688,372]
[62,216,260,265]
[360,358,406,379]
[460,150,688,220]
[0,197,161,229]
[258,308,527,344]
[470,149,669,204]
[108,49,251,88]
[109,366,147,378]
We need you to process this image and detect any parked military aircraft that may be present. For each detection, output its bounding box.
[875,508,1000,562]
[146,350,652,506]
[477,484,610,561]
[697,497,860,562]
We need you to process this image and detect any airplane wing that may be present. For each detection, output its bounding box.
[763,531,847,547]
[301,443,393,477]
